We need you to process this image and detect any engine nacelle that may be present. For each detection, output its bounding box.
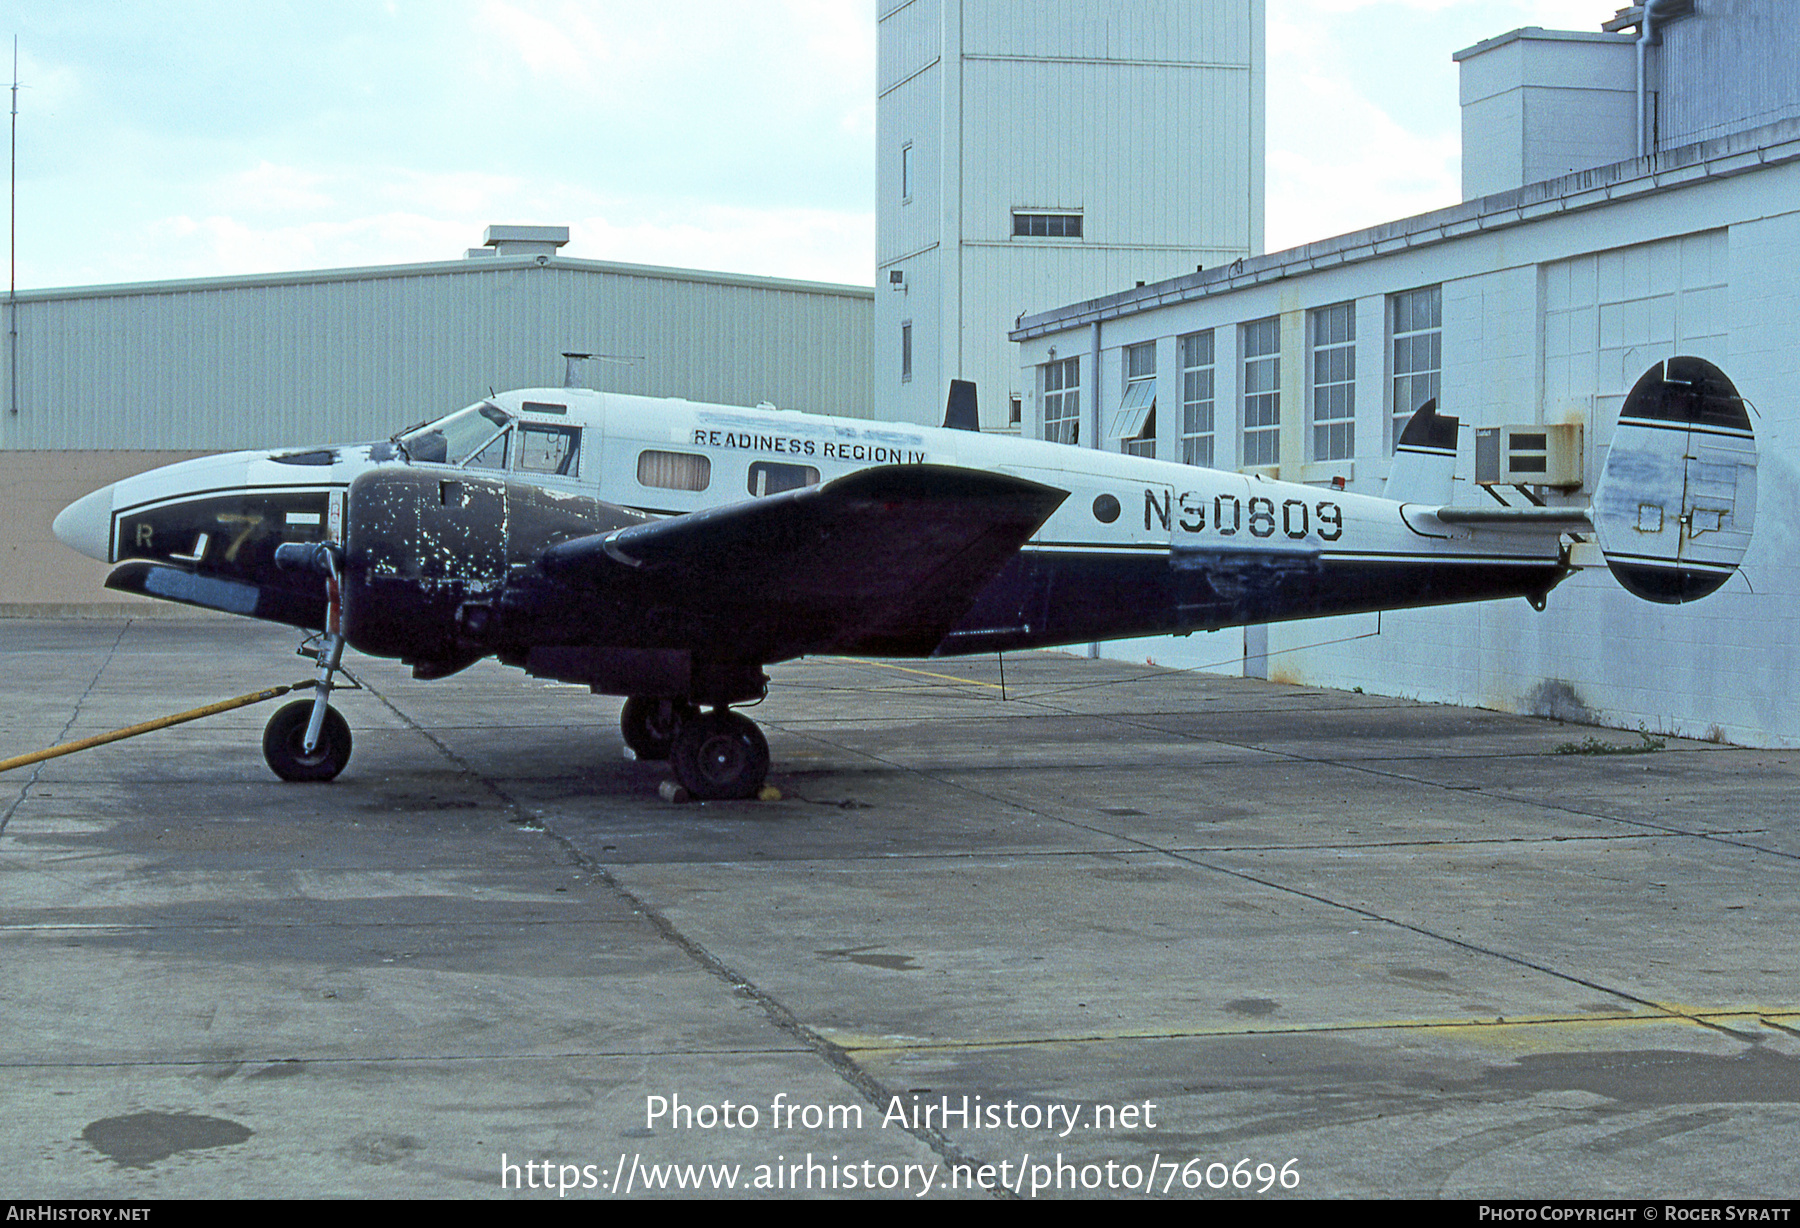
[341,469,508,666]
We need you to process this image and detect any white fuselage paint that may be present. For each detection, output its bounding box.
[55,387,1568,609]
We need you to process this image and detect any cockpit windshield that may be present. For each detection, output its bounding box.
[396,403,513,466]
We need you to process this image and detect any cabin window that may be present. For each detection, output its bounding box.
[747,462,820,497]
[518,425,580,477]
[637,450,711,491]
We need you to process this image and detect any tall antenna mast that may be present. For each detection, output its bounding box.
[8,36,17,417]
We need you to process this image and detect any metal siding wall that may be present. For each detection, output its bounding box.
[0,265,873,451]
[1660,0,1800,148]
[962,0,1256,63]
[882,0,1258,425]
[878,0,941,93]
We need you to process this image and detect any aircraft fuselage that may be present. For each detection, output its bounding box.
[56,387,1570,681]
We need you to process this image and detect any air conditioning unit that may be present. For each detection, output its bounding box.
[888,270,907,292]
[1475,423,1584,490]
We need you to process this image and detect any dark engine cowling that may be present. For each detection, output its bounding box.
[339,468,668,681]
[341,469,509,669]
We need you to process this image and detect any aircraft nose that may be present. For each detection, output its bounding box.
[53,483,116,563]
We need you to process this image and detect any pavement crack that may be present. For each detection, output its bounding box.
[1,618,133,838]
[357,674,1006,1197]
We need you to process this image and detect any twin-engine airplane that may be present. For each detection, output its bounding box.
[53,356,1756,799]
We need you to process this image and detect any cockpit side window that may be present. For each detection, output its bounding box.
[518,424,581,477]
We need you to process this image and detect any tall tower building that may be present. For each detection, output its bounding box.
[875,0,1265,429]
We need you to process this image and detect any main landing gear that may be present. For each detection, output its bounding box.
[622,697,769,801]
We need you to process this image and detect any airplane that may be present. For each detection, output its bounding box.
[50,355,1757,799]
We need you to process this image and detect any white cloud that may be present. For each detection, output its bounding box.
[571,204,874,285]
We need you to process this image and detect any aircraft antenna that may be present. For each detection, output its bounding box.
[8,36,18,416]
[561,351,643,391]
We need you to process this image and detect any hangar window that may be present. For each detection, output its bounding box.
[1241,318,1281,467]
[1390,286,1441,451]
[1111,342,1156,458]
[1310,303,1355,462]
[518,424,581,477]
[638,450,711,492]
[748,462,820,497]
[1042,357,1080,445]
[1180,330,1215,467]
[1013,211,1083,238]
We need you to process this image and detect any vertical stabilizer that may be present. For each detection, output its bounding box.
[943,380,980,432]
[1385,399,1459,504]
[1593,357,1756,604]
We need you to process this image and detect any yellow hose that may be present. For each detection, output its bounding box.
[0,683,307,773]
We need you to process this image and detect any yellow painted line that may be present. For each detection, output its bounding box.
[821,1007,1800,1054]
[826,657,1008,692]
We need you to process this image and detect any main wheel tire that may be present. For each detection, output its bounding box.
[670,709,769,800]
[620,696,697,761]
[263,699,353,782]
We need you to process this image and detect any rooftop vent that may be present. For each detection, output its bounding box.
[469,225,571,260]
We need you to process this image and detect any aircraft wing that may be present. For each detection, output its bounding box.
[535,464,1069,657]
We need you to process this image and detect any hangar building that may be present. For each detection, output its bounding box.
[1,226,874,608]
[1011,0,1800,746]
[876,0,1264,430]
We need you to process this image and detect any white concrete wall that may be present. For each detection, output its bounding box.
[1458,30,1637,199]
[1015,143,1800,745]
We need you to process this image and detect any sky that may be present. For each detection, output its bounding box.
[7,1,1627,292]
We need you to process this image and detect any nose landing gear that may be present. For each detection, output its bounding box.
[266,541,353,782]
[263,697,353,782]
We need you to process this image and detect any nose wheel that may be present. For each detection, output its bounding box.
[263,699,353,782]
[669,709,769,800]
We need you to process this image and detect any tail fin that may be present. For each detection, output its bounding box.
[1385,399,1458,504]
[943,380,980,432]
[1592,357,1756,604]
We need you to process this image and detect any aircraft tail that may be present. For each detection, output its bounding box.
[943,380,980,431]
[1591,357,1757,604]
[1385,399,1458,504]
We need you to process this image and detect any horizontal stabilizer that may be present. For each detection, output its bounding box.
[1433,506,1593,531]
